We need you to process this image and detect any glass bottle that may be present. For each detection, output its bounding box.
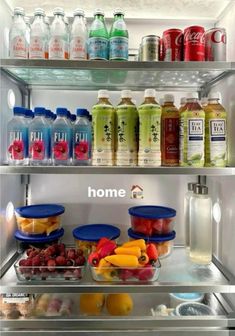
[9,7,28,58]
[49,8,68,59]
[109,9,128,60]
[29,8,48,59]
[70,9,87,60]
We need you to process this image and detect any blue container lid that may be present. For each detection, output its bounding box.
[73,224,120,242]
[13,106,25,116]
[76,108,89,117]
[128,205,176,219]
[15,228,64,243]
[15,204,65,218]
[128,228,176,242]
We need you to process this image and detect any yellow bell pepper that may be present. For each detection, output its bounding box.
[95,258,111,275]
[122,239,146,251]
[105,255,139,267]
[138,252,149,265]
[114,246,141,258]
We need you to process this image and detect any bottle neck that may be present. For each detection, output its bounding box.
[98,97,110,104]
[144,97,157,104]
[14,13,24,21]
[120,98,133,105]
[114,14,124,20]
[164,101,174,106]
[54,14,64,21]
[187,98,198,103]
[95,14,105,22]
[208,99,219,104]
[34,14,44,21]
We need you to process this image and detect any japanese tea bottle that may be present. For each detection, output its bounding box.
[29,8,48,59]
[116,90,138,166]
[49,8,68,59]
[9,7,28,58]
[109,9,129,60]
[73,109,91,165]
[70,9,87,60]
[92,90,115,166]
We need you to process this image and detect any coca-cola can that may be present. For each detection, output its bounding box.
[205,28,227,61]
[141,35,160,61]
[184,26,205,61]
[162,29,183,61]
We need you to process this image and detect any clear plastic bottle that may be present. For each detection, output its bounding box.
[201,97,208,109]
[51,108,71,165]
[49,8,68,59]
[29,107,50,165]
[9,7,28,58]
[189,185,212,265]
[179,97,186,113]
[7,107,28,165]
[70,9,87,60]
[109,9,129,61]
[73,109,92,165]
[88,9,109,60]
[29,8,48,59]
[184,182,197,250]
[24,109,34,125]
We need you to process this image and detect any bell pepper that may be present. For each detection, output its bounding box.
[105,255,139,267]
[146,243,158,264]
[138,252,149,265]
[96,237,111,251]
[122,239,146,251]
[102,268,118,281]
[114,246,141,258]
[98,241,116,259]
[88,251,100,266]
[95,258,111,275]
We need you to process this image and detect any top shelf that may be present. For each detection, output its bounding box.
[1,59,235,91]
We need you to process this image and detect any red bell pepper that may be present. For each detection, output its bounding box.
[146,243,158,264]
[98,241,117,259]
[88,251,100,266]
[96,237,111,251]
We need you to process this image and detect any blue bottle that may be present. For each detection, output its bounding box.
[7,107,28,165]
[73,108,91,165]
[29,107,50,165]
[51,108,72,165]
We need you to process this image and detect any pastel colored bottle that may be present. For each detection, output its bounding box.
[109,9,129,60]
[73,109,91,165]
[29,8,48,59]
[49,8,68,59]
[9,7,28,58]
[70,9,87,60]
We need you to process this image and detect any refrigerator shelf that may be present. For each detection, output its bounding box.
[1,248,235,294]
[1,59,235,91]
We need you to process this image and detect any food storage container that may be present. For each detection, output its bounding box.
[15,204,65,236]
[170,293,204,308]
[128,228,176,259]
[175,302,216,316]
[128,205,176,236]
[0,294,34,319]
[90,259,161,282]
[73,224,120,255]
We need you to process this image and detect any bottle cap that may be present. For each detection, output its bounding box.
[98,90,109,98]
[121,90,132,99]
[34,8,45,16]
[194,185,208,195]
[164,94,174,103]
[13,106,25,116]
[44,16,50,25]
[114,8,125,16]
[34,107,46,116]
[76,108,89,117]
[94,8,104,16]
[24,17,31,24]
[56,107,68,116]
[208,92,221,101]
[186,92,198,100]
[14,7,25,16]
[52,113,57,120]
[25,109,34,118]
[53,7,65,16]
[180,97,186,105]
[144,89,156,98]
[73,8,85,17]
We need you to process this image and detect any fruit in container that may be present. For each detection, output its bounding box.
[106,294,133,316]
[79,293,105,315]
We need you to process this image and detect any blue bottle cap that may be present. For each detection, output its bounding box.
[73,224,120,242]
[52,113,57,120]
[34,107,46,116]
[128,205,176,219]
[76,108,89,117]
[13,106,25,116]
[70,114,76,122]
[15,228,64,242]
[56,107,68,117]
[15,204,65,218]
[128,228,176,242]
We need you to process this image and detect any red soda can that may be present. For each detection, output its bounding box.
[162,29,183,61]
[205,28,226,61]
[184,26,205,61]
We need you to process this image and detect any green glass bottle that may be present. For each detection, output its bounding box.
[109,9,129,60]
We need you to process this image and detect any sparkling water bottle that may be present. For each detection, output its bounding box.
[109,9,129,60]
[49,8,68,59]
[29,8,48,59]
[9,7,28,58]
[70,9,87,60]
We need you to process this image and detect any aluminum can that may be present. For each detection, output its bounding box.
[205,28,226,61]
[159,37,165,61]
[184,26,205,61]
[162,29,183,61]
[141,35,160,61]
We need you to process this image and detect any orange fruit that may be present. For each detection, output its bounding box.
[106,293,133,316]
[79,293,105,315]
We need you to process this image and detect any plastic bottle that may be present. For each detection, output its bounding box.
[161,94,179,166]
[179,92,205,167]
[116,90,138,166]
[51,108,72,165]
[9,7,28,58]
[29,107,50,165]
[201,97,208,109]
[138,89,161,166]
[179,97,186,113]
[92,90,115,166]
[73,109,92,165]
[205,92,227,167]
[70,9,87,60]
[24,109,34,125]
[7,107,28,165]
[70,114,77,124]
[184,182,197,250]
[189,185,212,265]
[88,9,109,60]
[29,8,48,59]
[109,9,129,61]
[49,8,68,59]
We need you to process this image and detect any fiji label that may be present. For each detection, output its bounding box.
[70,37,86,59]
[3,294,30,304]
[29,130,48,160]
[88,37,108,60]
[74,127,91,161]
[162,117,179,163]
[49,37,68,59]
[206,118,227,166]
[53,131,69,160]
[8,130,27,160]
[109,36,128,60]
[29,36,47,59]
[10,36,27,58]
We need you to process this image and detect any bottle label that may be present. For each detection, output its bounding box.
[49,36,68,59]
[52,131,70,160]
[88,37,108,60]
[162,117,179,163]
[29,36,46,59]
[10,36,27,58]
[138,104,161,166]
[29,129,48,160]
[208,119,226,166]
[109,36,128,60]
[2,294,30,304]
[8,130,27,160]
[73,127,91,161]
[70,37,86,59]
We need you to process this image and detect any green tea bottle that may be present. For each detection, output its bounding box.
[109,9,128,60]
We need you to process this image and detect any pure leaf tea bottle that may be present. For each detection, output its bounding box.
[116,90,138,166]
[92,90,115,166]
[138,89,161,166]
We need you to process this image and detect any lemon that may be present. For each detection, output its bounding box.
[79,293,105,315]
[106,293,133,316]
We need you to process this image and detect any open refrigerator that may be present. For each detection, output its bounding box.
[1,0,235,335]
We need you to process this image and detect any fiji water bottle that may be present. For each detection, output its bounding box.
[88,9,109,60]
[29,8,48,59]
[73,109,91,165]
[70,9,87,60]
[9,7,28,58]
[29,107,50,165]
[49,8,69,59]
[109,9,129,60]
[51,108,71,165]
[7,107,28,165]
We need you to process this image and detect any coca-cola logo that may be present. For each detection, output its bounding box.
[184,30,205,44]
[175,33,183,46]
[211,30,226,44]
